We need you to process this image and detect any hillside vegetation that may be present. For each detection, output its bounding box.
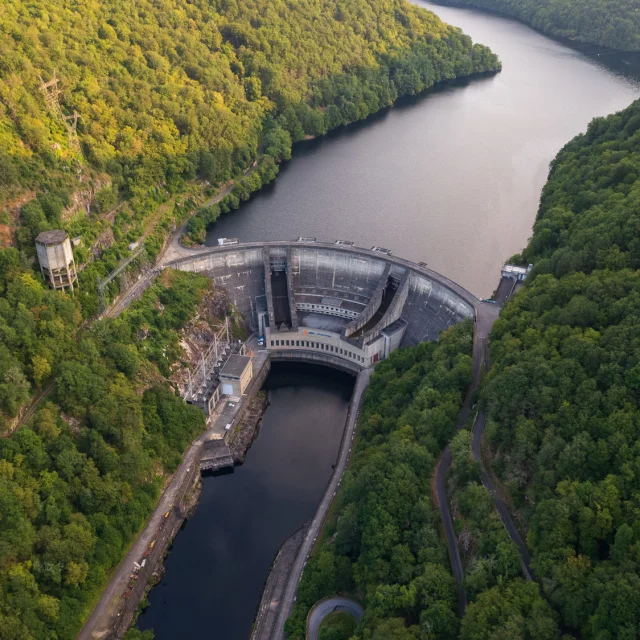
[286,322,473,640]
[0,267,217,638]
[477,98,640,637]
[435,0,640,51]
[0,0,499,208]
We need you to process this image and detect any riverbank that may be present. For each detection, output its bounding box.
[79,351,271,639]
[251,524,309,640]
[425,0,640,53]
[136,363,353,639]
[229,391,270,464]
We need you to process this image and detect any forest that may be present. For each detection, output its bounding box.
[0,265,219,639]
[0,0,499,209]
[436,0,640,51]
[286,321,473,639]
[480,96,640,638]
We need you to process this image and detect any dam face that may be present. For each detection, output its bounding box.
[168,240,477,372]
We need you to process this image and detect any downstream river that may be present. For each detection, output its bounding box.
[207,0,640,297]
[138,364,353,639]
[140,5,640,639]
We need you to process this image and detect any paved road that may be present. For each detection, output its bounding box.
[273,367,373,639]
[307,598,364,640]
[471,383,536,580]
[434,301,500,615]
[77,436,204,640]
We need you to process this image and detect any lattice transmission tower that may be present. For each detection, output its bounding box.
[39,69,83,156]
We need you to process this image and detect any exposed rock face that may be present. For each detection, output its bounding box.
[169,283,233,391]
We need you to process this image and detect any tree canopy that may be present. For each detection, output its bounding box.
[286,321,473,639]
[0,0,500,209]
[0,267,215,638]
[479,97,640,638]
[438,0,640,51]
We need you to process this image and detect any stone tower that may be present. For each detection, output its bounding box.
[35,230,78,291]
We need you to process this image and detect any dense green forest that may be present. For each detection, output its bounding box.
[0,264,217,638]
[0,0,499,220]
[479,97,640,638]
[435,0,640,51]
[448,430,560,639]
[286,321,473,639]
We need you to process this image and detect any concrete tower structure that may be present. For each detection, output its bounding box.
[35,230,77,291]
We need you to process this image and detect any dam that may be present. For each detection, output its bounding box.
[168,239,478,374]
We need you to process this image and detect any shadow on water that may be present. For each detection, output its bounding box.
[426,0,640,81]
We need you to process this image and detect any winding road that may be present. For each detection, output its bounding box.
[273,367,373,640]
[471,387,536,581]
[307,598,364,640]
[434,301,499,614]
[436,287,539,617]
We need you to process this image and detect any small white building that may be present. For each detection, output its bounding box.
[35,230,78,291]
[220,355,253,397]
[501,263,533,282]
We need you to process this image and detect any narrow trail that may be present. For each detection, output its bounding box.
[8,381,55,435]
[470,371,536,581]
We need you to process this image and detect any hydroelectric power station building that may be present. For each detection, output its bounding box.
[167,239,477,372]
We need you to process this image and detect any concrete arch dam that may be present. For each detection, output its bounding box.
[167,240,478,370]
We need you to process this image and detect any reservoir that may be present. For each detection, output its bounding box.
[138,364,354,639]
[206,0,640,297]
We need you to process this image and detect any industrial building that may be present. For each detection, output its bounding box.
[501,263,533,281]
[220,355,253,397]
[35,230,77,291]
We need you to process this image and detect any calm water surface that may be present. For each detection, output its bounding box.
[207,0,640,296]
[138,364,354,639]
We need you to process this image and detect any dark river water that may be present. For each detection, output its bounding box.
[138,364,353,639]
[206,0,640,297]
